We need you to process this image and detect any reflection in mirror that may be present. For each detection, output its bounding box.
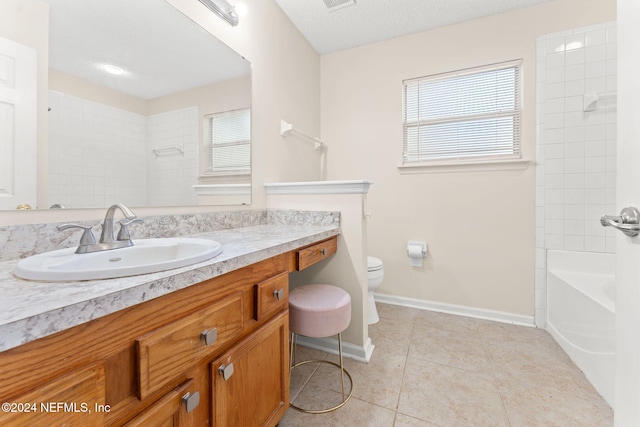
[38,0,251,210]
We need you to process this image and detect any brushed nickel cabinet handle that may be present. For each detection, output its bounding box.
[273,289,284,300]
[200,328,218,346]
[219,363,234,381]
[182,391,200,413]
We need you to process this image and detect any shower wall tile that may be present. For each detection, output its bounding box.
[48,91,147,208]
[534,22,617,326]
[48,92,199,209]
[146,107,199,207]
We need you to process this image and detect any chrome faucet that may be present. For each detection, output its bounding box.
[99,204,140,245]
[57,204,143,254]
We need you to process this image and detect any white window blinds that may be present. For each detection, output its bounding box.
[206,108,251,174]
[403,61,521,164]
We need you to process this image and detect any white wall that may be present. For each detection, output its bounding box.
[320,0,616,317]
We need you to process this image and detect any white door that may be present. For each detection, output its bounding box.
[613,0,640,425]
[0,35,37,210]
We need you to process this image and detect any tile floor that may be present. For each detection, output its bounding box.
[278,303,613,427]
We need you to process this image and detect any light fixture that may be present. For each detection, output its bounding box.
[198,0,239,26]
[101,64,125,75]
[234,2,248,17]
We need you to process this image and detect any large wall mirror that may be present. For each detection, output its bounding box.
[7,0,251,210]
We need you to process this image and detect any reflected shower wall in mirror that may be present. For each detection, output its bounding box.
[8,0,251,210]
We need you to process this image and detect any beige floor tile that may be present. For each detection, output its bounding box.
[500,383,614,427]
[280,394,396,427]
[369,316,412,357]
[409,323,494,375]
[377,303,422,323]
[394,413,442,426]
[283,304,613,427]
[291,375,352,414]
[489,343,595,395]
[289,344,329,401]
[412,309,481,334]
[478,319,557,346]
[321,350,406,410]
[398,357,509,427]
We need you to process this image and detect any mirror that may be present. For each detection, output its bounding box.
[18,0,250,210]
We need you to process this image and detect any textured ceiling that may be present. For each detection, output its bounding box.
[43,0,249,100]
[274,0,553,54]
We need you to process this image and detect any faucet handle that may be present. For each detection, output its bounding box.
[117,218,144,241]
[57,224,97,247]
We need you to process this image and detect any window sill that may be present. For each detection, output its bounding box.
[192,184,251,196]
[397,158,532,174]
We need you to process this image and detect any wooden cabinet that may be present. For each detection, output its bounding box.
[136,291,244,400]
[293,236,337,271]
[0,244,324,426]
[255,272,288,321]
[0,364,106,427]
[123,380,198,427]
[212,311,289,427]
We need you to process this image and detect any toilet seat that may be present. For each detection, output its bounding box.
[367,256,383,272]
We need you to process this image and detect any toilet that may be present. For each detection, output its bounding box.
[367,256,384,324]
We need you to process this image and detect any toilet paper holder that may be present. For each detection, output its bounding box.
[407,241,427,257]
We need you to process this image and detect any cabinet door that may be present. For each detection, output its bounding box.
[0,364,105,427]
[211,311,289,427]
[123,379,199,427]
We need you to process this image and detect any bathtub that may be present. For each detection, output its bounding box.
[546,250,616,407]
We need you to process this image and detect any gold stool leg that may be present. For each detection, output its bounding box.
[290,332,296,369]
[289,333,353,414]
[338,332,346,400]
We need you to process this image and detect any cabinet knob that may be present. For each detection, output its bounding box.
[200,328,218,346]
[319,248,327,256]
[273,289,284,300]
[219,363,234,381]
[182,391,200,413]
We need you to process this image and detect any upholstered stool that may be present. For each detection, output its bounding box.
[289,284,354,413]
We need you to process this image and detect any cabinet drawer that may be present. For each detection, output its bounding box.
[255,272,288,321]
[295,237,337,271]
[124,379,198,426]
[136,292,243,400]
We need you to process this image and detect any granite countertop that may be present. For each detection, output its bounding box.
[0,223,340,352]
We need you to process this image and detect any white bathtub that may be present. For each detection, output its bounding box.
[546,250,616,407]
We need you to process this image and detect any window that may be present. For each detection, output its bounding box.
[204,108,251,175]
[402,61,521,165]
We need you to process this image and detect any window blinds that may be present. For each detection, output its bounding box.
[403,61,521,164]
[207,108,251,174]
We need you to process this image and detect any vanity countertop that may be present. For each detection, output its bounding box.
[0,223,340,353]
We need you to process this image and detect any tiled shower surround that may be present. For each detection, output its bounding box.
[48,91,198,208]
[535,22,617,326]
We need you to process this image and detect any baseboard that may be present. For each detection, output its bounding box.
[374,293,535,327]
[294,335,375,363]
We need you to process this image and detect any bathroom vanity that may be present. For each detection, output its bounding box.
[0,217,338,426]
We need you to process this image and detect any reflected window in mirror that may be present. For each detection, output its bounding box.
[204,108,251,177]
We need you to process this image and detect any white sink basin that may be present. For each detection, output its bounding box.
[13,238,223,281]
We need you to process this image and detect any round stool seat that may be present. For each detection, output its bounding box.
[289,284,351,338]
[289,284,354,413]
